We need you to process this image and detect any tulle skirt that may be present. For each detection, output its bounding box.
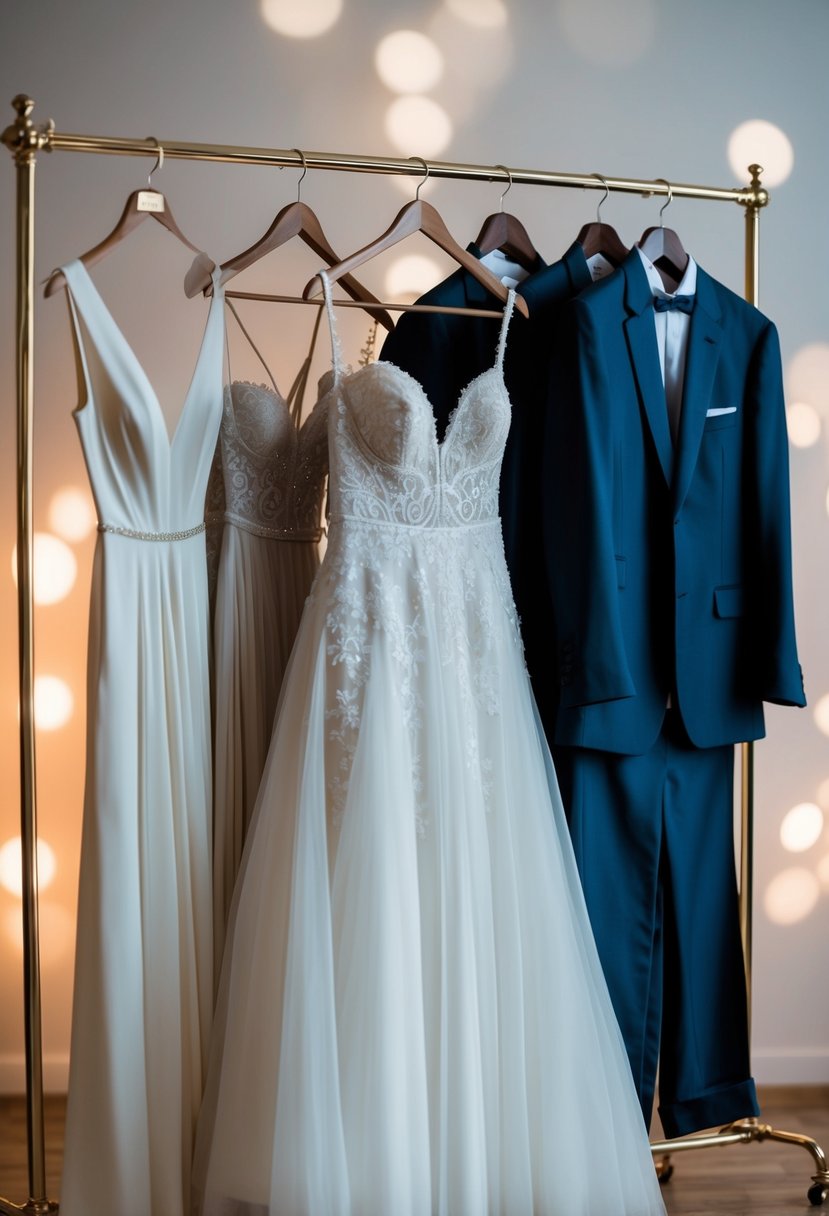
[193,517,665,1216]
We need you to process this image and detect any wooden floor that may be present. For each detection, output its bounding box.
[0,1086,826,1213]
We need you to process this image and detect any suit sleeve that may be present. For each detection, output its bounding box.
[746,320,806,707]
[545,298,636,706]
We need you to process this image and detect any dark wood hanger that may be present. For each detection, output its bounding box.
[302,197,529,318]
[185,197,394,333]
[576,173,629,269]
[576,221,629,267]
[638,179,688,292]
[475,210,538,272]
[44,185,210,298]
[475,164,538,273]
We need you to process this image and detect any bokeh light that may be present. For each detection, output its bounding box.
[557,0,656,66]
[780,803,824,853]
[764,867,821,925]
[260,0,342,38]
[375,31,444,93]
[49,486,96,542]
[385,254,443,300]
[0,836,57,897]
[786,402,821,448]
[445,0,508,28]
[385,96,453,157]
[727,120,794,187]
[33,675,73,731]
[814,693,829,739]
[11,533,77,605]
[817,778,829,810]
[787,343,829,415]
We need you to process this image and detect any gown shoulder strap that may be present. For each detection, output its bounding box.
[318,269,344,384]
[224,297,280,395]
[495,288,517,376]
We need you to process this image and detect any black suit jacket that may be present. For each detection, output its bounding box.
[379,240,593,735]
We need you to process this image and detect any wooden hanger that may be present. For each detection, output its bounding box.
[184,150,394,332]
[638,178,689,292]
[44,140,211,298]
[576,174,629,267]
[303,158,529,318]
[475,164,538,273]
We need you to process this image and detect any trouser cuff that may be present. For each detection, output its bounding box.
[658,1077,759,1138]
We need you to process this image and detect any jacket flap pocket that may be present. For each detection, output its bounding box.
[714,585,744,618]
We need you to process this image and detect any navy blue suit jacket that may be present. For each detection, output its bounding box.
[548,249,805,754]
[380,241,592,732]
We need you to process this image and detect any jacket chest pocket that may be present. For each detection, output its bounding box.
[704,407,739,432]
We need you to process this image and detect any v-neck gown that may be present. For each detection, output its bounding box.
[192,277,666,1216]
[58,259,225,1216]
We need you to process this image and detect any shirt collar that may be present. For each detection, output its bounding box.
[635,245,697,298]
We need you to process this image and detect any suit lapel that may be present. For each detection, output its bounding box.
[671,267,723,512]
[622,253,673,486]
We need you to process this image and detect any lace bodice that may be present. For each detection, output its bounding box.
[219,377,330,540]
[323,276,516,532]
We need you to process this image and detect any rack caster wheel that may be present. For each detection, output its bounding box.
[654,1155,674,1184]
[808,1183,827,1206]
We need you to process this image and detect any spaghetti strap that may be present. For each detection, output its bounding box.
[285,303,325,426]
[495,288,517,374]
[318,269,344,383]
[225,298,280,395]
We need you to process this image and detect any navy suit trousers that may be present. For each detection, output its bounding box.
[556,712,759,1137]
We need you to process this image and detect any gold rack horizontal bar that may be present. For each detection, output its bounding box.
[43,131,755,205]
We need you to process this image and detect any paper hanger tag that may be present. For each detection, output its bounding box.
[586,252,614,281]
[137,190,165,213]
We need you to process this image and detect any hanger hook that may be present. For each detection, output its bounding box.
[592,173,610,223]
[291,148,308,202]
[409,156,430,201]
[494,164,512,213]
[146,137,164,189]
[654,177,673,227]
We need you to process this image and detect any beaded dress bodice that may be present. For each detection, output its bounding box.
[219,377,330,541]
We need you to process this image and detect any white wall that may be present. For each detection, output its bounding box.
[0,0,827,1092]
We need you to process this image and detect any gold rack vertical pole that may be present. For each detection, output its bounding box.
[0,95,58,1216]
[740,161,763,1043]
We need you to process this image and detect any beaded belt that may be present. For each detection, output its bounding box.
[98,522,206,542]
[222,510,323,543]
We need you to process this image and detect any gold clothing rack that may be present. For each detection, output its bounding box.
[2,92,826,1215]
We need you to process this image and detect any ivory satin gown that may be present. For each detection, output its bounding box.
[193,276,666,1216]
[59,259,224,1216]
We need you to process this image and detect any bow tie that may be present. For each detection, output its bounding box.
[653,293,694,314]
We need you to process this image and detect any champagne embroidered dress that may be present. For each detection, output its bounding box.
[193,275,666,1216]
[211,303,329,970]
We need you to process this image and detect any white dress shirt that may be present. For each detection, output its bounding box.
[635,246,697,444]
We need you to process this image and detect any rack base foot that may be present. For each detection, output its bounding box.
[650,1114,829,1206]
[0,1199,58,1215]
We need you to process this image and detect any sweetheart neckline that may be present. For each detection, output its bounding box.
[337,360,507,460]
[224,377,330,462]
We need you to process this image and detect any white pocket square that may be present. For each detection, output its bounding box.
[706,406,737,417]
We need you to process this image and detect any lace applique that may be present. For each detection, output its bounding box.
[218,380,330,537]
[314,277,518,833]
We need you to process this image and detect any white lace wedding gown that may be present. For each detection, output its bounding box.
[211,303,329,973]
[58,259,224,1216]
[193,275,666,1216]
